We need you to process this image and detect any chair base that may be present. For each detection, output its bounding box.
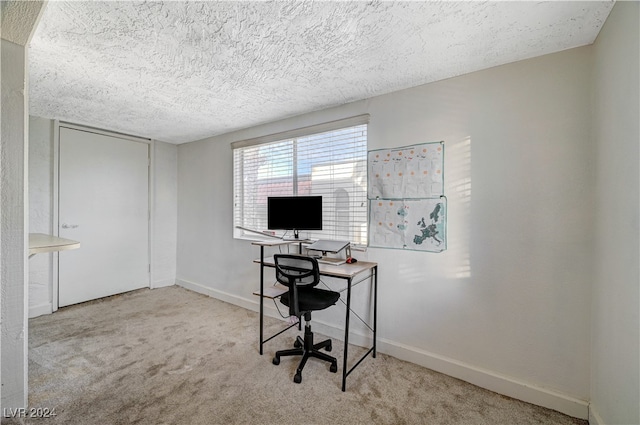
[272,325,338,383]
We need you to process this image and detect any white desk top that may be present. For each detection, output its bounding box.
[251,239,311,247]
[29,233,80,256]
[254,256,376,279]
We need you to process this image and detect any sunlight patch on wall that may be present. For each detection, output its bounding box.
[446,137,472,279]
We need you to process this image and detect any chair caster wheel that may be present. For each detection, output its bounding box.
[294,339,302,348]
[294,373,302,383]
[326,343,332,352]
[330,363,338,373]
[272,356,280,365]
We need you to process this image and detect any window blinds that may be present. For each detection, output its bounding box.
[233,117,368,244]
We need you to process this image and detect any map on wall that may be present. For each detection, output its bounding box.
[369,198,447,252]
[368,141,446,252]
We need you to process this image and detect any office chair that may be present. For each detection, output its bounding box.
[272,254,340,383]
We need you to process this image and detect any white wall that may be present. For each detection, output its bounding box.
[27,120,179,314]
[28,116,54,316]
[177,46,594,417]
[152,141,178,288]
[1,0,46,409]
[1,38,29,410]
[590,2,640,425]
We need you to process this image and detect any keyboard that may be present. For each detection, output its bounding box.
[317,257,346,266]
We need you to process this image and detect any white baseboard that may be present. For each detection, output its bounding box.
[175,279,371,345]
[379,339,588,419]
[29,303,53,318]
[589,404,604,425]
[175,278,588,420]
[152,278,176,289]
[176,279,259,312]
[28,283,175,318]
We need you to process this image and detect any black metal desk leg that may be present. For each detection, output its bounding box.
[259,245,264,355]
[342,276,352,392]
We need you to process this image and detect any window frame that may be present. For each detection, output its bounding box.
[232,115,369,244]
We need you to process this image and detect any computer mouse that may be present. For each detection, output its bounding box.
[346,257,357,264]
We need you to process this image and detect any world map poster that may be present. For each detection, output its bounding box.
[369,198,447,252]
[368,142,446,252]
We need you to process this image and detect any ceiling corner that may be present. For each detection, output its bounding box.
[1,0,46,46]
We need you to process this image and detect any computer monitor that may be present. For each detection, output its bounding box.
[267,196,322,239]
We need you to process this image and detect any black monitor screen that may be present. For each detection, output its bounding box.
[267,196,323,233]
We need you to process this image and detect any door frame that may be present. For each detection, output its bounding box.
[53,120,155,311]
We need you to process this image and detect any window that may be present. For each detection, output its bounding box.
[232,116,368,244]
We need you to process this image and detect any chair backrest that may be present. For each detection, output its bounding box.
[273,254,320,289]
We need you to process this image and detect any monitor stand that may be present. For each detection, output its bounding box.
[317,257,346,266]
[282,229,300,241]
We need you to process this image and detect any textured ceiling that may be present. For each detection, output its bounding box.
[28,1,614,144]
[0,0,45,46]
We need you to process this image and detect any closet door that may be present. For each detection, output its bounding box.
[58,126,149,307]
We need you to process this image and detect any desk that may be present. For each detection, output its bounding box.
[252,240,377,391]
[29,233,80,258]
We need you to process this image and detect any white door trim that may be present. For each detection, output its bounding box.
[57,121,151,144]
[53,120,60,311]
[53,121,154,310]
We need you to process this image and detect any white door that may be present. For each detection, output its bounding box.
[58,126,149,307]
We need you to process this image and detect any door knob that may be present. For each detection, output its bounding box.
[61,223,79,229]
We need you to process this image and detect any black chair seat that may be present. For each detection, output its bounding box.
[280,288,340,312]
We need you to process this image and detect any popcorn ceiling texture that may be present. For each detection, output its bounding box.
[0,0,44,45]
[28,1,614,144]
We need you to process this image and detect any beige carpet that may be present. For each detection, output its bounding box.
[16,286,586,425]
